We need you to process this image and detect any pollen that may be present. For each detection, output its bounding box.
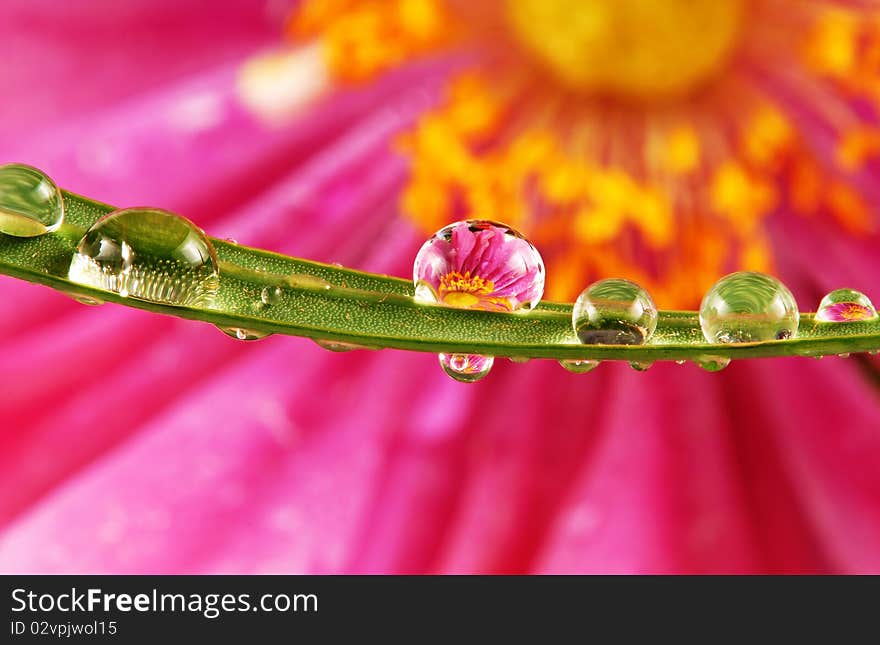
[438,271,498,309]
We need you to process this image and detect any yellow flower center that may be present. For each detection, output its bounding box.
[439,271,495,308]
[504,0,746,99]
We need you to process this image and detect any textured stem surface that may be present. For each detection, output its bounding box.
[0,191,878,361]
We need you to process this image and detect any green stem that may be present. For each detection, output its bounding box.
[0,190,878,362]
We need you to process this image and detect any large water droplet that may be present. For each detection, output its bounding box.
[440,353,493,383]
[217,326,270,341]
[696,355,730,372]
[559,359,600,374]
[572,278,657,344]
[815,288,877,323]
[699,271,798,343]
[68,207,219,306]
[414,220,544,382]
[413,219,545,311]
[0,163,64,237]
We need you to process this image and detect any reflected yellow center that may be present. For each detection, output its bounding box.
[505,0,745,99]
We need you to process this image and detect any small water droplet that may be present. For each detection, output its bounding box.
[439,353,493,383]
[815,288,877,323]
[573,279,657,345]
[675,360,686,365]
[696,356,730,372]
[699,272,799,343]
[285,274,332,291]
[870,350,879,356]
[261,286,282,306]
[0,163,64,237]
[314,339,373,352]
[224,237,239,245]
[508,356,530,364]
[66,291,103,306]
[559,359,600,374]
[413,220,545,312]
[629,360,653,372]
[217,326,270,341]
[838,353,851,359]
[68,207,219,306]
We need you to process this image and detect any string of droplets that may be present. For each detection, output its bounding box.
[1,164,877,383]
[412,219,877,382]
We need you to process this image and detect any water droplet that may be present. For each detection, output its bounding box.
[815,288,877,323]
[65,291,104,306]
[413,219,545,312]
[217,326,270,341]
[439,353,493,383]
[675,360,686,365]
[870,350,879,356]
[313,339,373,352]
[838,353,851,359]
[699,271,799,343]
[696,356,730,372]
[261,286,282,306]
[68,207,219,306]
[0,163,64,237]
[559,359,600,374]
[414,220,543,380]
[572,278,657,344]
[224,237,239,245]
[508,356,530,364]
[629,360,653,371]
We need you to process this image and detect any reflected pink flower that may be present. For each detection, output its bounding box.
[0,0,878,576]
[413,220,545,312]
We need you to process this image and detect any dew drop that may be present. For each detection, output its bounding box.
[67,292,104,306]
[696,356,731,372]
[559,359,600,374]
[414,220,543,381]
[508,356,530,364]
[217,326,271,341]
[699,271,798,344]
[675,360,686,365]
[838,353,851,359]
[629,360,653,372]
[439,353,493,383]
[0,163,64,237]
[68,207,219,306]
[815,288,877,323]
[261,285,282,306]
[314,339,373,352]
[572,279,657,345]
[413,220,545,312]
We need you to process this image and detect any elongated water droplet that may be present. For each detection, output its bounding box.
[440,353,493,383]
[261,286,282,306]
[629,360,653,371]
[314,339,373,352]
[0,163,64,237]
[508,356,530,364]
[815,288,877,323]
[67,292,104,306]
[559,359,600,374]
[696,356,730,372]
[699,271,798,343]
[838,353,851,359]
[675,360,686,365]
[414,220,544,382]
[573,279,657,344]
[68,207,219,306]
[217,326,270,341]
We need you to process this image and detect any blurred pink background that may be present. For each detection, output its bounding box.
[1,0,880,574]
